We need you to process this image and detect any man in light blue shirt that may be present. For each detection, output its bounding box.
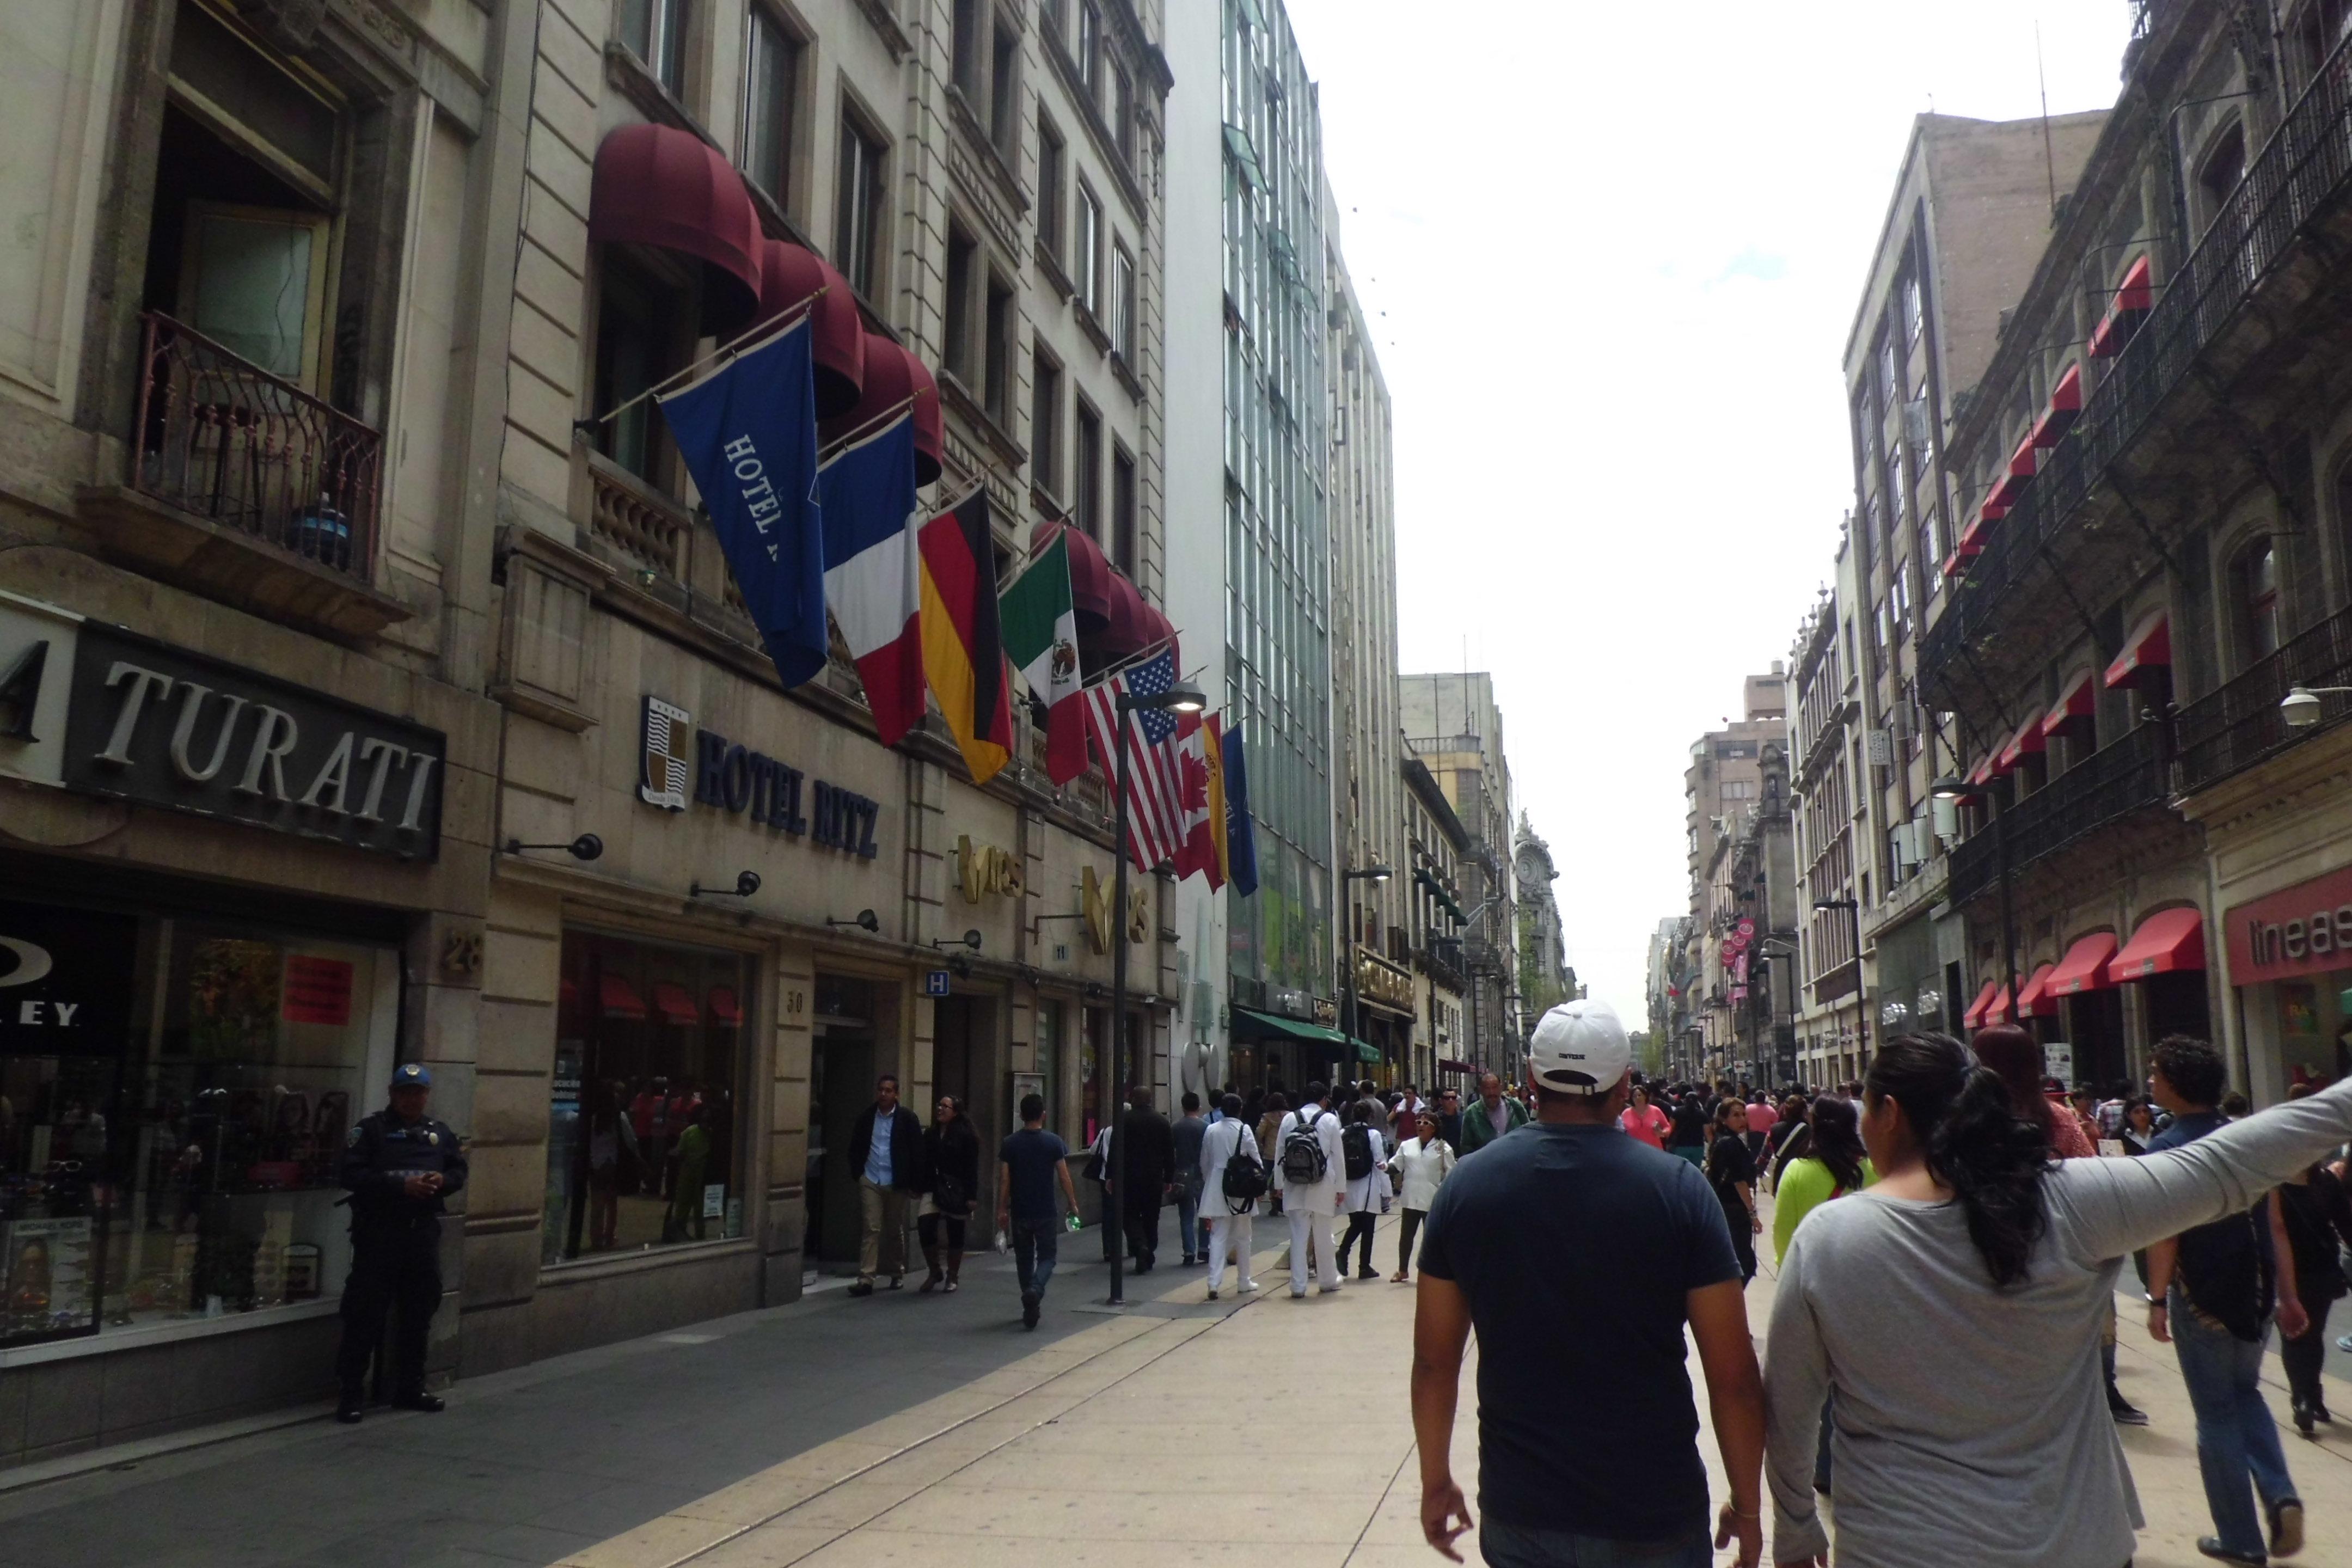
[848,1074,920,1295]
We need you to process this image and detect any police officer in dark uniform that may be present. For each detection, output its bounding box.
[335,1062,467,1424]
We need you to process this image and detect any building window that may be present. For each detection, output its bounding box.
[1891,561,1911,637]
[952,0,983,100]
[985,275,1015,427]
[944,224,978,386]
[742,7,801,209]
[547,932,749,1263]
[2198,121,2247,230]
[2235,537,2282,665]
[1079,2,1101,97]
[1031,350,1061,497]
[595,252,693,487]
[1076,186,1103,315]
[835,111,889,301]
[1879,338,1898,412]
[1113,63,1136,164]
[1901,272,1922,345]
[1110,244,1135,361]
[622,0,692,100]
[1037,117,1066,267]
[991,17,1020,156]
[1075,400,1103,541]
[0,900,402,1348]
[1112,445,1137,574]
[1886,441,1906,519]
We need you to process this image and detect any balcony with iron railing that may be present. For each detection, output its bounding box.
[2176,599,2352,793]
[1945,725,2168,908]
[1927,30,2352,676]
[76,312,406,637]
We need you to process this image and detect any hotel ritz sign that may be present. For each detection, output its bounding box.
[0,598,444,858]
[638,694,879,858]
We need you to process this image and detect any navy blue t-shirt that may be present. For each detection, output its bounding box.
[999,1128,1069,1222]
[2149,1110,2275,1333]
[1417,1120,1742,1539]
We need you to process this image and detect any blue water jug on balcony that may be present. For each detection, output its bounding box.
[295,493,350,569]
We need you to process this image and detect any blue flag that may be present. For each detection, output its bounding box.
[658,320,827,688]
[1222,723,1260,897]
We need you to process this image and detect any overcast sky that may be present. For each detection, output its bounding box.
[1284,0,2139,1022]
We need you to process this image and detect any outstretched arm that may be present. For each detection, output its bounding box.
[1411,1274,1475,1561]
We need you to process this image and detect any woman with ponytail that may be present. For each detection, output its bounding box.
[1764,1033,2352,1568]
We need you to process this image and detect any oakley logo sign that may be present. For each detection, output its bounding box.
[0,936,53,988]
[0,936,77,1027]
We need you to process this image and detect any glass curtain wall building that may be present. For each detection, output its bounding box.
[1220,0,1333,1016]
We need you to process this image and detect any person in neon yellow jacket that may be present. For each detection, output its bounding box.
[1773,1093,1872,1266]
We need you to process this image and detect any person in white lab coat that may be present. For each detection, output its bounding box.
[1335,1101,1390,1281]
[1272,1081,1346,1296]
[1387,1108,1455,1282]
[1197,1092,1263,1299]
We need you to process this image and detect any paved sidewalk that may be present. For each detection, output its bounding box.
[5,1202,2352,1567]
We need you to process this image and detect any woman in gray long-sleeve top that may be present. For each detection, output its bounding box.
[1765,1033,2352,1568]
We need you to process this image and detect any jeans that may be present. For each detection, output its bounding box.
[1177,1178,1202,1258]
[1010,1216,1058,1301]
[2169,1290,2297,1557]
[1478,1517,1712,1567]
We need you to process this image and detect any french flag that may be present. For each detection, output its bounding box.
[818,414,924,746]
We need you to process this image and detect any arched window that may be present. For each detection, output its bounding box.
[2233,537,2281,666]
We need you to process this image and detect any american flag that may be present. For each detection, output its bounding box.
[1083,647,1188,871]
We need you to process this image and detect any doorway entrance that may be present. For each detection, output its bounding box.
[808,976,878,1271]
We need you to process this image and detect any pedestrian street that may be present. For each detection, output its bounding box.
[1,1197,2346,1568]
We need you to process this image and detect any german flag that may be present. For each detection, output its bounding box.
[918,486,1014,783]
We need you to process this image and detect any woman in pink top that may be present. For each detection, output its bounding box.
[1619,1082,1669,1149]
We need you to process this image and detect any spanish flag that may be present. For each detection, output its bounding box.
[918,486,1014,783]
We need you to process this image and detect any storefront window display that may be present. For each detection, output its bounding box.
[1034,1001,1059,1134]
[545,933,748,1265]
[1,897,398,1348]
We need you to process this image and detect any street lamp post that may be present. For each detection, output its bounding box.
[1811,896,1866,1074]
[1104,678,1205,1308]
[1931,774,2018,1026]
[1340,866,1393,1082]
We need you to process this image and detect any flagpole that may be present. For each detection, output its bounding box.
[573,295,820,434]
[1107,696,1133,1308]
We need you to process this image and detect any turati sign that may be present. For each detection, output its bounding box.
[60,623,444,857]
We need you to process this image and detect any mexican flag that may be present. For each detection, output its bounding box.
[1000,531,1088,783]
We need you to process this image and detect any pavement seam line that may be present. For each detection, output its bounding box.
[567,1312,1220,1568]
[1340,1433,1422,1567]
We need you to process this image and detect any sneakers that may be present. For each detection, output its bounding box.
[1237,1279,1259,1293]
[393,1391,445,1414]
[335,1391,364,1425]
[2106,1388,2148,1426]
[2270,1498,2304,1559]
[847,1279,875,1297]
[1290,1288,1307,1298]
[1318,1284,1342,1294]
[2294,1401,2317,1438]
[1020,1290,1040,1330]
[1206,1288,1218,1301]
[2197,1536,2266,1565]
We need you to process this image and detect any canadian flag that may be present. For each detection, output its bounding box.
[1169,715,1224,890]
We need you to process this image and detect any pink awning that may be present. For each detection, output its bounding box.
[2104,610,2171,689]
[2109,907,2207,981]
[2048,932,2120,996]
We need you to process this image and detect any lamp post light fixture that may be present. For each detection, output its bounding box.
[930,929,984,951]
[689,870,761,899]
[1932,773,2019,1021]
[826,909,882,933]
[504,833,604,861]
[2281,684,2352,729]
[1339,866,1393,1071]
[1104,678,1205,1307]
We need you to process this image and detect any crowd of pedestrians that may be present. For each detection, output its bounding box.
[1398,1005,2352,1568]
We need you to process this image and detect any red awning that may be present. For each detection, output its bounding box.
[2087,312,2127,359]
[1982,985,2013,1027]
[2041,669,2097,737]
[2047,932,2119,996]
[589,124,763,335]
[1962,981,2000,1030]
[1997,718,2046,770]
[599,973,647,1020]
[2103,610,2171,689]
[1031,518,1112,627]
[2115,254,2154,313]
[652,982,700,1026]
[2109,906,2207,981]
[2016,963,2060,1018]
[707,985,742,1026]
[2049,362,2083,413]
[1137,600,1178,664]
[755,241,865,419]
[1941,549,1972,581]
[1092,571,1148,661]
[820,334,944,486]
[1967,754,1995,787]
[2008,435,2039,478]
[1958,513,1991,554]
[1986,471,2028,512]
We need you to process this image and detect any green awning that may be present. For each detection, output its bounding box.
[1415,867,1467,925]
[1232,1006,1350,1048]
[1351,1038,1380,1063]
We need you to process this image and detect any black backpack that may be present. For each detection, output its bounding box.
[1280,1111,1330,1185]
[1221,1128,1268,1211]
[1341,1122,1374,1181]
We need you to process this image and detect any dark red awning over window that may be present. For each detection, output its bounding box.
[2104,610,2171,689]
[599,973,647,1020]
[2041,669,2096,737]
[1998,719,2046,770]
[653,982,700,1026]
[2115,254,2154,313]
[589,124,763,335]
[2009,436,2039,478]
[1032,518,1112,627]
[2048,932,2119,996]
[1095,571,1148,661]
[2109,906,2207,981]
[820,334,944,486]
[755,241,865,419]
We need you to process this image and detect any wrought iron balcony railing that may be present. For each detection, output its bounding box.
[2176,601,2352,792]
[1927,30,2352,673]
[1945,725,2167,908]
[131,313,381,581]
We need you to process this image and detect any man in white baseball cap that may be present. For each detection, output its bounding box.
[1407,999,1767,1568]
